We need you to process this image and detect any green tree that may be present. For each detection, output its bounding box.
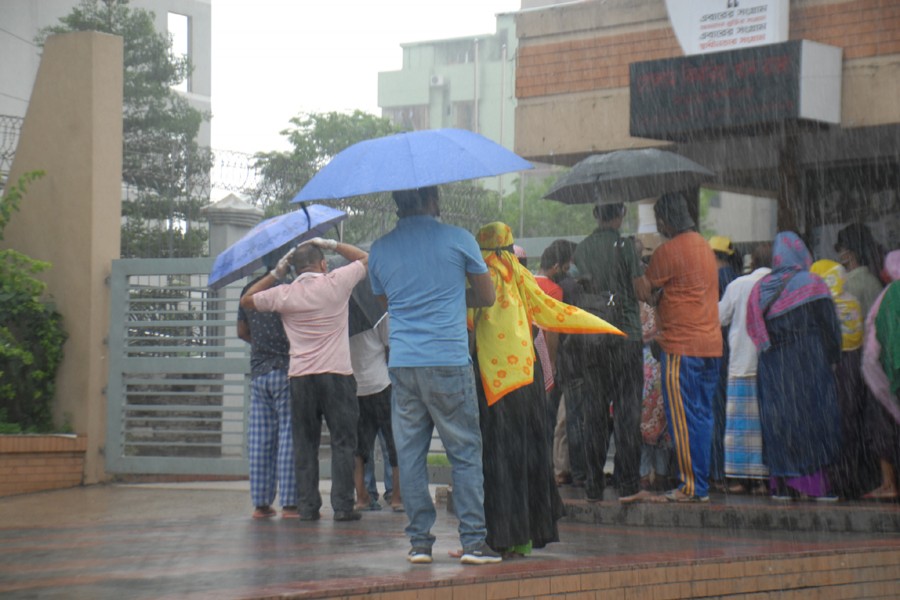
[497,175,598,239]
[253,111,404,217]
[38,0,212,258]
[0,172,68,433]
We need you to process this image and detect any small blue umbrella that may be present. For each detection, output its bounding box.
[208,204,347,290]
[291,128,533,203]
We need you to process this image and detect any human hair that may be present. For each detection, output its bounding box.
[292,244,325,273]
[654,192,695,233]
[750,242,773,270]
[593,203,626,223]
[393,186,438,218]
[836,223,883,270]
[541,242,572,271]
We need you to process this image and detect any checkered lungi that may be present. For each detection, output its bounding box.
[724,376,768,479]
[248,368,296,507]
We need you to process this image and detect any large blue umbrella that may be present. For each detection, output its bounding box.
[208,204,347,290]
[291,128,533,203]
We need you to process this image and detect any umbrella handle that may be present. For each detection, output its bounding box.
[298,202,312,232]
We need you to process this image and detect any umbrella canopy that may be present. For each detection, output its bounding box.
[208,204,347,290]
[291,128,533,203]
[543,148,715,205]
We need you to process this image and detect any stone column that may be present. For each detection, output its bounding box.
[202,194,262,457]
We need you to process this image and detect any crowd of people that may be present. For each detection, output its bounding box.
[237,186,900,564]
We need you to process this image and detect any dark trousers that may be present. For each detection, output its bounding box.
[560,374,587,483]
[581,339,644,498]
[290,373,359,515]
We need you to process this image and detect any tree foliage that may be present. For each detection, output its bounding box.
[38,0,211,258]
[252,111,403,217]
[0,172,68,432]
[496,174,598,240]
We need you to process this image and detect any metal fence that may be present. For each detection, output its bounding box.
[105,257,252,475]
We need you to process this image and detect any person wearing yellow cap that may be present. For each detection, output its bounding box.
[810,259,875,499]
[708,235,740,491]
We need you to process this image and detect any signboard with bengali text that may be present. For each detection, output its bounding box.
[666,0,789,56]
[630,41,842,141]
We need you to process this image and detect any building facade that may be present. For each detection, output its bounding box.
[0,0,211,148]
[512,0,900,255]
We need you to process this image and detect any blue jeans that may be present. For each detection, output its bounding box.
[364,430,394,500]
[389,365,487,551]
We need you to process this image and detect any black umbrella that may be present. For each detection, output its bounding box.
[327,252,385,337]
[543,148,715,205]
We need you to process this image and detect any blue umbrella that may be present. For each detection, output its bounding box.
[291,128,533,203]
[208,204,347,290]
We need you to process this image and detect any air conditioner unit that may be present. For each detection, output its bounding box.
[429,75,446,87]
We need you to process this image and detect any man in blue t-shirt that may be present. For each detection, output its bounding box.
[368,186,500,565]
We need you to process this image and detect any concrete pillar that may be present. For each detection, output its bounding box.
[202,193,263,258]
[202,194,262,457]
[1,31,123,484]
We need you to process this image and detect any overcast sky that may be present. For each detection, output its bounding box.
[210,0,521,155]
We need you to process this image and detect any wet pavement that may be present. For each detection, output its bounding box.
[0,481,898,599]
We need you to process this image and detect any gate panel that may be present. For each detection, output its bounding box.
[106,258,251,475]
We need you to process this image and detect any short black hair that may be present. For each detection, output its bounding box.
[751,242,773,270]
[835,223,881,267]
[593,203,626,223]
[654,192,695,233]
[292,244,325,272]
[393,186,438,218]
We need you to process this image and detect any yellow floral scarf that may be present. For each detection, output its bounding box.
[469,222,624,405]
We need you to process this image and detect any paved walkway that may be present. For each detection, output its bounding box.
[1,481,898,599]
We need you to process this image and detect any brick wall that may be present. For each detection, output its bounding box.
[334,549,900,599]
[518,0,900,100]
[0,435,87,497]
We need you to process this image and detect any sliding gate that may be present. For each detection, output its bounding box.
[105,258,251,476]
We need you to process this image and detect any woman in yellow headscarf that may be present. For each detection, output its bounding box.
[810,259,876,499]
[468,222,622,558]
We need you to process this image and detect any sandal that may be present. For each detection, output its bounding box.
[862,487,899,501]
[252,506,277,519]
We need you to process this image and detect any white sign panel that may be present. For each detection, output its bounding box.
[666,0,790,55]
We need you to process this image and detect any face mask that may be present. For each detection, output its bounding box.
[568,264,580,279]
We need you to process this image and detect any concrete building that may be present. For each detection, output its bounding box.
[377,13,527,195]
[0,0,211,148]
[511,0,900,258]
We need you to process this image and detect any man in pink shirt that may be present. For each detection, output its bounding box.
[241,237,369,522]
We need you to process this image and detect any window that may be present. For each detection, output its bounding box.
[168,12,190,93]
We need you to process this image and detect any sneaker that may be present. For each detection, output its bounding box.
[299,511,320,521]
[813,494,839,503]
[333,510,362,522]
[663,488,710,503]
[460,543,502,565]
[407,547,433,564]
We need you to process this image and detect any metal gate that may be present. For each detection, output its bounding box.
[106,258,251,476]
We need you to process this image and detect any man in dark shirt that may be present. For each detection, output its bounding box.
[573,203,651,503]
[238,273,296,519]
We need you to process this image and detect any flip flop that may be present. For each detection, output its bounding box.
[862,488,899,501]
[391,504,405,512]
[252,506,277,519]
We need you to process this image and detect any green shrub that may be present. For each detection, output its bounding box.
[0,171,68,432]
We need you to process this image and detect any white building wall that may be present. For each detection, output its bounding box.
[0,0,211,147]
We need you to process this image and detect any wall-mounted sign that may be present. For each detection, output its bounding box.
[666,0,789,55]
[630,40,842,141]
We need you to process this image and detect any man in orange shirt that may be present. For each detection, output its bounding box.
[637,192,722,502]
